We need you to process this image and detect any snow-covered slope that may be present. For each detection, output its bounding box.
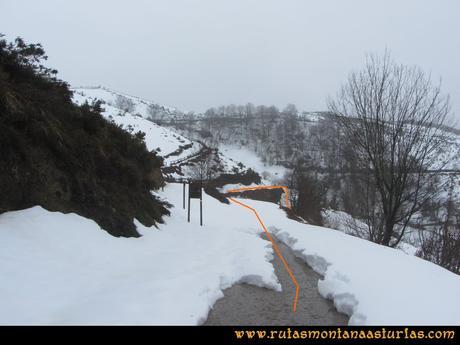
[220,144,288,183]
[71,87,253,180]
[72,86,178,118]
[1,184,459,325]
[72,87,201,166]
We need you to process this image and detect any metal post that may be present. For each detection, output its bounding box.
[183,181,186,209]
[200,185,203,226]
[187,180,191,223]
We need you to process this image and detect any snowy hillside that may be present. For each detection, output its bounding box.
[220,145,288,183]
[72,86,179,118]
[72,87,200,166]
[1,184,459,325]
[71,87,253,180]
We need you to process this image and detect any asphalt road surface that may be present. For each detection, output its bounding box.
[204,235,348,325]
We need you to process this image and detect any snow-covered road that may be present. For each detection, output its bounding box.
[204,234,348,325]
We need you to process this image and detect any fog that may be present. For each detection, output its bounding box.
[2,0,459,118]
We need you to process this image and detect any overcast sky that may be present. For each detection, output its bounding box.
[2,0,459,117]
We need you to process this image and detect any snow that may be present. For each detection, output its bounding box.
[322,209,369,238]
[103,112,199,166]
[72,89,201,165]
[218,183,262,193]
[1,185,459,325]
[234,198,460,325]
[322,209,430,257]
[220,144,288,183]
[0,184,279,325]
[428,133,460,171]
[298,112,326,122]
[71,88,249,176]
[72,86,178,116]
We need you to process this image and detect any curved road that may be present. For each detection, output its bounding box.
[204,235,348,325]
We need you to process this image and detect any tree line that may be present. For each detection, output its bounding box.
[164,52,459,274]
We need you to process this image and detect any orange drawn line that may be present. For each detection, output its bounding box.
[226,186,299,313]
[227,185,290,209]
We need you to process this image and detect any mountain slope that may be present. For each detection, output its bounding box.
[72,87,200,165]
[72,86,261,182]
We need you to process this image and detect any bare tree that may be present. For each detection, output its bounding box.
[418,223,460,274]
[282,103,298,117]
[244,102,255,123]
[417,177,460,274]
[114,94,136,114]
[187,152,218,184]
[283,160,327,224]
[147,103,163,122]
[328,51,451,247]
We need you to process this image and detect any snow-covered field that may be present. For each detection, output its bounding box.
[1,184,459,325]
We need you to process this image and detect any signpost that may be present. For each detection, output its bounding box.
[188,180,203,226]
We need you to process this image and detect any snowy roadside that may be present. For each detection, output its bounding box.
[0,184,279,325]
[233,198,460,325]
[2,184,459,325]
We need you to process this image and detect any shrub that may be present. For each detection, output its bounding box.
[0,35,169,237]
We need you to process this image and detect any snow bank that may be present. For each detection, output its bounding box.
[0,184,279,325]
[234,199,460,325]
